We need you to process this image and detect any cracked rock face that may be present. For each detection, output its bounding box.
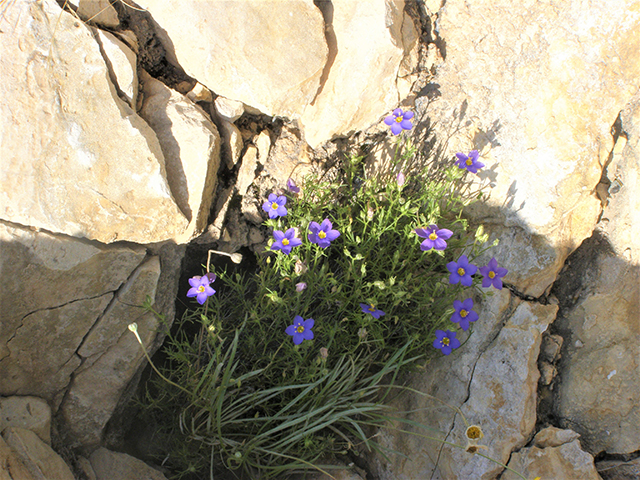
[417,0,640,297]
[134,0,328,119]
[552,94,640,455]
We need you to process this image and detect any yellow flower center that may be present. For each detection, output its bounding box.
[197,286,205,293]
[296,325,305,333]
[395,116,403,123]
[368,305,376,312]
[457,267,465,276]
[460,309,468,318]
[271,202,279,210]
[466,425,483,439]
[442,337,450,346]
[429,232,438,240]
[489,271,495,278]
[282,238,289,246]
[466,158,473,166]
[318,231,326,239]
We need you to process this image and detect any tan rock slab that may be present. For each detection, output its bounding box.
[96,29,138,105]
[135,0,327,118]
[77,0,119,28]
[60,256,161,447]
[300,0,419,148]
[0,436,36,480]
[0,222,146,401]
[139,71,221,243]
[0,0,189,244]
[503,428,601,480]
[2,427,74,480]
[418,0,640,296]
[89,447,168,480]
[0,397,51,445]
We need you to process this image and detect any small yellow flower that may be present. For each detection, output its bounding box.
[466,425,484,440]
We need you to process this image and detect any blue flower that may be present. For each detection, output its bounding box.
[285,316,315,345]
[287,178,300,194]
[384,108,414,135]
[415,224,454,251]
[359,303,385,319]
[479,257,508,289]
[433,329,461,355]
[262,193,288,219]
[271,228,302,255]
[447,255,477,287]
[186,274,216,305]
[455,150,485,174]
[450,298,479,331]
[308,219,340,248]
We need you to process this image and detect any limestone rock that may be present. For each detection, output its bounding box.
[0,397,51,445]
[186,82,212,103]
[218,119,244,169]
[503,427,601,480]
[0,0,189,244]
[0,436,36,480]
[533,426,580,448]
[553,93,640,455]
[261,125,313,188]
[255,130,271,162]
[139,71,221,243]
[417,0,640,296]
[300,0,419,148]
[77,0,119,28]
[96,29,138,105]
[237,146,259,196]
[371,292,557,480]
[135,0,327,118]
[214,96,245,123]
[89,447,168,480]
[2,427,75,480]
[0,222,146,403]
[60,256,162,448]
[597,457,640,480]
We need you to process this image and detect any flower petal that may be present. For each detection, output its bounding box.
[400,119,413,130]
[384,115,395,126]
[308,222,320,234]
[320,219,333,231]
[433,238,447,250]
[462,298,474,310]
[403,111,414,120]
[390,123,402,135]
[325,229,340,242]
[285,324,297,336]
[415,228,430,238]
[437,228,453,240]
[393,108,403,116]
[273,230,285,241]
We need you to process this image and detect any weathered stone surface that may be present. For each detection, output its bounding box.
[0,397,51,445]
[60,256,162,447]
[236,145,259,196]
[77,0,119,28]
[552,93,640,456]
[261,125,313,188]
[139,71,221,243]
[0,436,36,480]
[372,292,557,480]
[0,222,146,402]
[597,457,640,480]
[2,427,75,480]
[0,0,189,244]
[503,427,601,480]
[89,447,168,480]
[136,0,327,118]
[96,29,137,105]
[219,119,244,169]
[255,130,271,163]
[214,96,244,123]
[417,0,640,296]
[300,0,419,148]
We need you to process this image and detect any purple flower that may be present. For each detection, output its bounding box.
[287,178,300,194]
[262,193,288,219]
[271,228,302,255]
[433,329,461,355]
[396,172,406,187]
[479,257,508,290]
[415,225,454,251]
[447,255,477,287]
[359,303,385,319]
[295,282,307,292]
[186,275,216,305]
[384,108,414,135]
[450,298,479,331]
[455,150,485,174]
[285,316,315,345]
[308,219,340,248]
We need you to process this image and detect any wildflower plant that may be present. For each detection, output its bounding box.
[134,110,519,479]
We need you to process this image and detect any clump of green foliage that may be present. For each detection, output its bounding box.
[139,139,490,479]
